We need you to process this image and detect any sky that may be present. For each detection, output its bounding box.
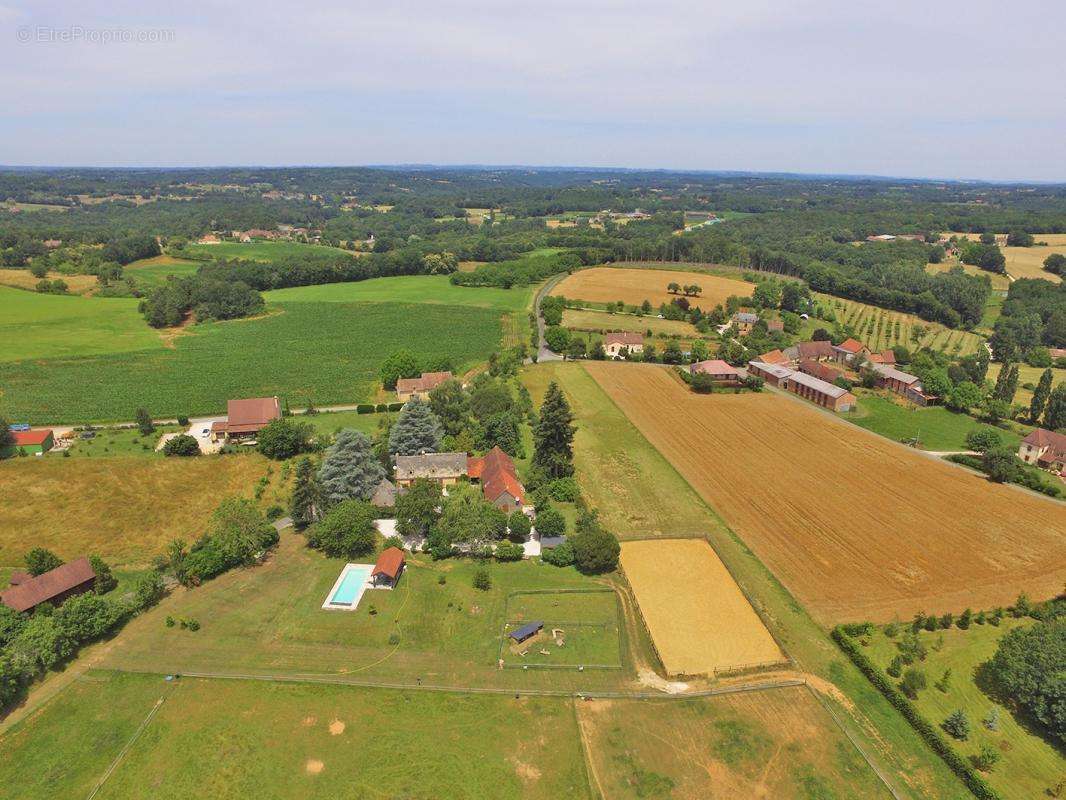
[1,1,1064,181]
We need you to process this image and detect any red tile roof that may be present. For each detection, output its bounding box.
[396,371,454,394]
[795,340,835,359]
[12,429,52,446]
[372,547,406,580]
[472,446,526,506]
[835,338,864,353]
[604,332,644,347]
[1,557,95,613]
[1022,428,1066,457]
[690,359,742,377]
[758,349,790,365]
[799,359,843,383]
[225,397,281,434]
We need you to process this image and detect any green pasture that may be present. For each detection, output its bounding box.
[266,274,534,311]
[0,301,502,423]
[124,255,200,288]
[502,590,623,668]
[59,424,184,458]
[0,286,160,362]
[850,393,1023,451]
[0,671,591,800]
[184,240,358,262]
[863,620,1064,800]
[96,533,627,693]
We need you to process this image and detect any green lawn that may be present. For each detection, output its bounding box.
[849,393,1024,451]
[124,255,201,288]
[58,424,184,458]
[0,671,592,800]
[0,286,161,362]
[503,590,622,668]
[266,274,533,311]
[184,240,359,262]
[300,409,393,438]
[97,532,628,693]
[0,301,503,423]
[863,620,1065,800]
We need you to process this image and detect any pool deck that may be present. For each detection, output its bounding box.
[321,563,375,611]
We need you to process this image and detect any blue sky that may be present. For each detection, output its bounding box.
[1,0,1063,181]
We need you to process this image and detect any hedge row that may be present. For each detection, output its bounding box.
[356,403,404,414]
[831,627,1001,800]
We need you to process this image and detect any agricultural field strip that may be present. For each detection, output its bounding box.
[620,539,784,676]
[550,266,754,309]
[586,362,1066,625]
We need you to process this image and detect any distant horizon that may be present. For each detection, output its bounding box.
[3,2,1063,182]
[1,162,1064,187]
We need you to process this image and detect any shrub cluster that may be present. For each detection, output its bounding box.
[832,627,1001,800]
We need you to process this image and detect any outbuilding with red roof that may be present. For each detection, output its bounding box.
[371,547,406,587]
[8,428,54,455]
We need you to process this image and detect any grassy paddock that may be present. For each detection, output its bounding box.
[0,671,592,800]
[578,685,894,799]
[265,274,533,311]
[850,393,1023,451]
[124,255,201,288]
[862,619,1064,799]
[0,286,161,363]
[97,533,631,693]
[501,589,623,668]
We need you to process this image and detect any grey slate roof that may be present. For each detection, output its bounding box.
[394,452,468,481]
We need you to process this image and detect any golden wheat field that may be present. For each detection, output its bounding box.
[551,267,754,309]
[620,539,784,676]
[586,363,1066,624]
[0,455,274,567]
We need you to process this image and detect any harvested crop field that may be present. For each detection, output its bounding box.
[0,455,274,567]
[550,267,753,309]
[587,363,1066,624]
[620,539,783,676]
[577,685,893,800]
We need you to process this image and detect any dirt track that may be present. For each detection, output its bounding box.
[620,539,783,676]
[589,363,1066,624]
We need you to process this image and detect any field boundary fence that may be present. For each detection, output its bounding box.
[497,588,625,672]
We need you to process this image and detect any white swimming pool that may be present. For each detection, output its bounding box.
[322,563,374,610]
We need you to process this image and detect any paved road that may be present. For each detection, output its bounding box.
[530,273,567,363]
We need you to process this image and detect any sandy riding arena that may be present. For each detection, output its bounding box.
[620,539,783,676]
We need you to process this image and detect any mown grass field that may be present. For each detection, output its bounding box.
[862,620,1064,800]
[578,686,894,799]
[503,590,622,667]
[819,295,984,356]
[850,392,1024,451]
[97,533,631,693]
[124,254,201,287]
[0,286,161,362]
[561,308,701,338]
[265,274,533,311]
[60,424,185,457]
[184,240,360,262]
[0,300,503,422]
[0,671,592,800]
[0,454,276,567]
